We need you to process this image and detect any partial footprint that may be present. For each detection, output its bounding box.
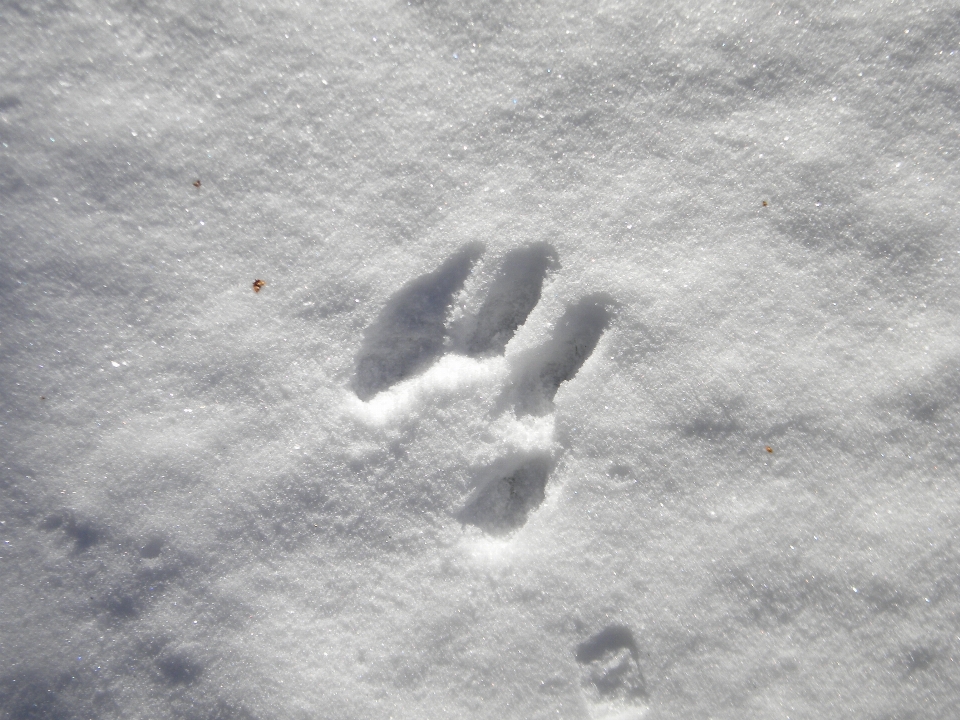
[353,242,483,400]
[459,242,559,357]
[354,242,557,400]
[471,293,614,528]
[576,626,647,719]
[501,293,616,417]
[456,455,555,536]
[41,510,103,552]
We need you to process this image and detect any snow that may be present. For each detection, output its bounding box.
[2,0,960,718]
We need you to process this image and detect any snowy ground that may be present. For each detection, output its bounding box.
[2,0,960,718]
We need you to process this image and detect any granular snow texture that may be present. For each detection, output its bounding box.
[2,1,960,718]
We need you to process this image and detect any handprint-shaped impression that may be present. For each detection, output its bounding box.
[352,242,614,533]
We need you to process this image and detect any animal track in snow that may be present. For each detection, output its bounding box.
[352,242,484,401]
[459,242,559,357]
[576,625,648,719]
[41,510,103,552]
[456,454,555,536]
[497,292,613,417]
[352,243,614,534]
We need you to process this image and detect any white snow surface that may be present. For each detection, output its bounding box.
[2,1,960,718]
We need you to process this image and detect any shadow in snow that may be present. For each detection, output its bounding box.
[41,510,104,553]
[457,455,554,535]
[576,625,647,701]
[0,669,82,720]
[352,242,483,400]
[157,653,203,686]
[462,243,559,357]
[501,293,615,416]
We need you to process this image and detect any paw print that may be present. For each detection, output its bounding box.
[349,242,615,535]
[576,625,648,719]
